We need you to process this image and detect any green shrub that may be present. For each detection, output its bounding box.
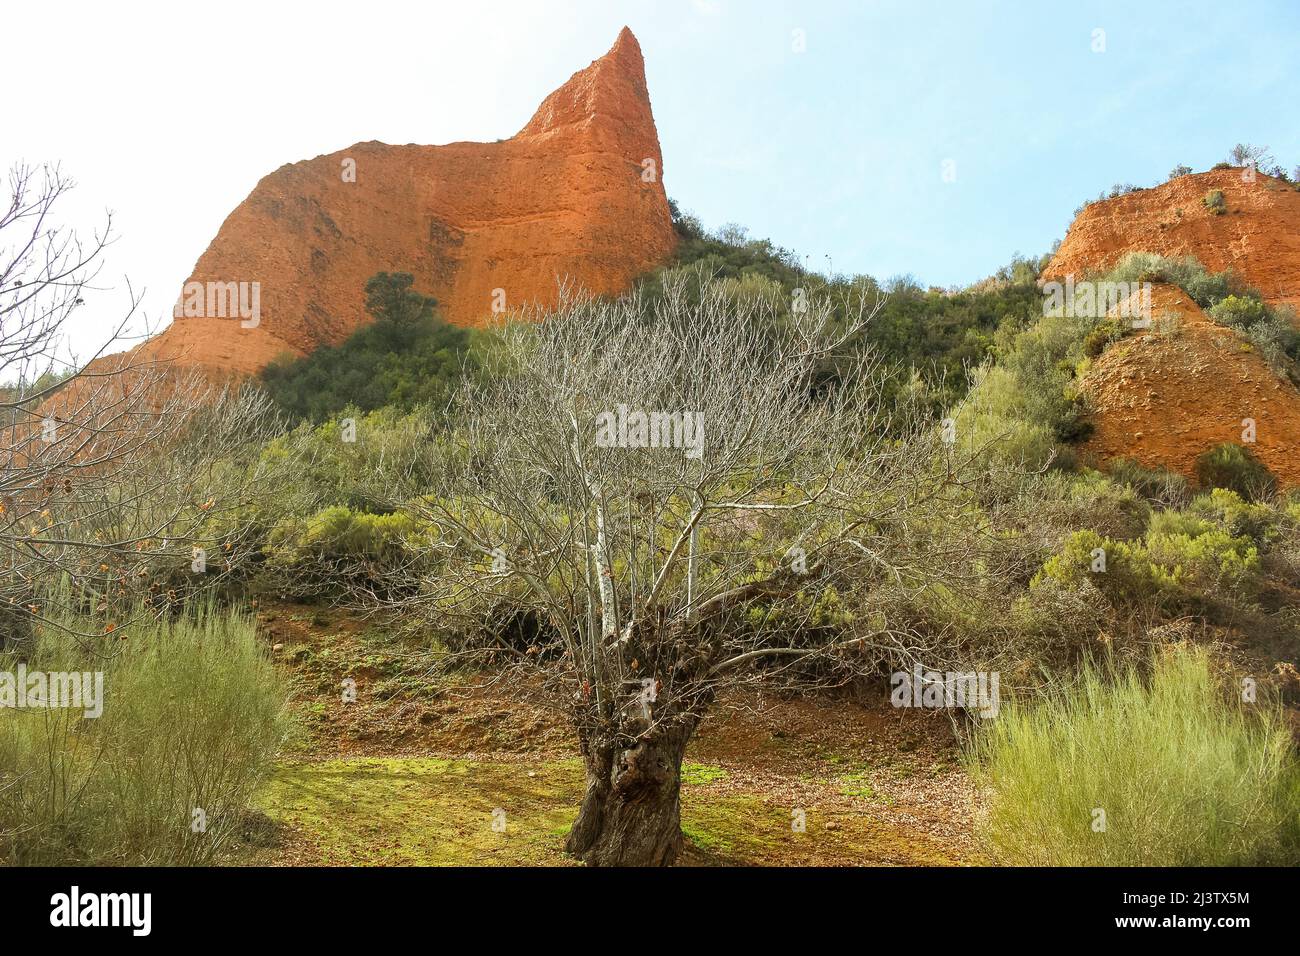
[1143,524,1260,597]
[1035,491,1267,611]
[1203,189,1226,214]
[969,646,1300,865]
[1145,508,1214,539]
[1241,312,1300,379]
[1185,487,1280,543]
[260,272,474,422]
[1033,530,1175,609]
[1195,442,1276,501]
[1082,320,1122,358]
[954,366,1062,470]
[0,603,287,865]
[268,505,431,569]
[1062,472,1151,540]
[252,405,446,518]
[952,309,1099,470]
[1200,296,1299,379]
[1209,294,1271,329]
[1103,252,1244,308]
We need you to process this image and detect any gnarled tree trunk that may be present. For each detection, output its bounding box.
[565,723,694,866]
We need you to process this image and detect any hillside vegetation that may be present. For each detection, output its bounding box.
[7,189,1300,869]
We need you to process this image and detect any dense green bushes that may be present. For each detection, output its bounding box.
[1034,529,1178,609]
[952,309,1097,471]
[254,405,444,516]
[233,406,453,594]
[1031,488,1277,613]
[268,505,431,570]
[260,272,474,421]
[0,603,287,865]
[970,647,1300,865]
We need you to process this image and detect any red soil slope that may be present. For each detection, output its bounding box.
[1044,168,1300,312]
[1082,283,1300,486]
[131,27,675,377]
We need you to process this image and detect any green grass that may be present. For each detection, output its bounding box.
[257,757,583,865]
[679,794,781,857]
[255,756,966,866]
[837,770,880,801]
[681,763,727,785]
[968,646,1300,865]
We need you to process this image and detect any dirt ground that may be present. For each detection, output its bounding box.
[241,601,985,866]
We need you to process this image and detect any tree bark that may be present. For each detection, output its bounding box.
[565,724,693,866]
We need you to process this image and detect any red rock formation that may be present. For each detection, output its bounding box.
[1081,283,1300,487]
[134,27,675,377]
[1044,168,1300,313]
[1042,168,1300,485]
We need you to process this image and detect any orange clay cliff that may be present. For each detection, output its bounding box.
[1043,168,1300,485]
[124,27,676,378]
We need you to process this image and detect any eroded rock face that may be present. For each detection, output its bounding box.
[136,27,675,376]
[1042,169,1300,486]
[1081,283,1300,487]
[1044,168,1300,313]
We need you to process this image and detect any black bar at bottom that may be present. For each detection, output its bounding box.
[0,866,1281,942]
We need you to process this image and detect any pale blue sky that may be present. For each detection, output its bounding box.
[642,0,1300,284]
[6,0,1298,358]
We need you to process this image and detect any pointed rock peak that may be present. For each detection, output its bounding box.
[518,28,653,138]
[609,26,643,60]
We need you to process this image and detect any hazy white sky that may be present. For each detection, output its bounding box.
[6,0,1298,366]
[5,0,639,363]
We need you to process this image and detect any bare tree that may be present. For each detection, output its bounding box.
[386,276,1011,865]
[1228,143,1274,171]
[0,163,286,645]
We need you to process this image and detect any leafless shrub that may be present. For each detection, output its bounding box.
[0,163,288,645]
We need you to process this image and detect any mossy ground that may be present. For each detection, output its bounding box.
[254,755,964,866]
[255,757,582,866]
[250,602,979,866]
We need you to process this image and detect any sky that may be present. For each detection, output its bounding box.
[4,0,1299,364]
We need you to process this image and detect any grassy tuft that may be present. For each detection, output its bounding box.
[0,603,288,865]
[968,646,1300,865]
